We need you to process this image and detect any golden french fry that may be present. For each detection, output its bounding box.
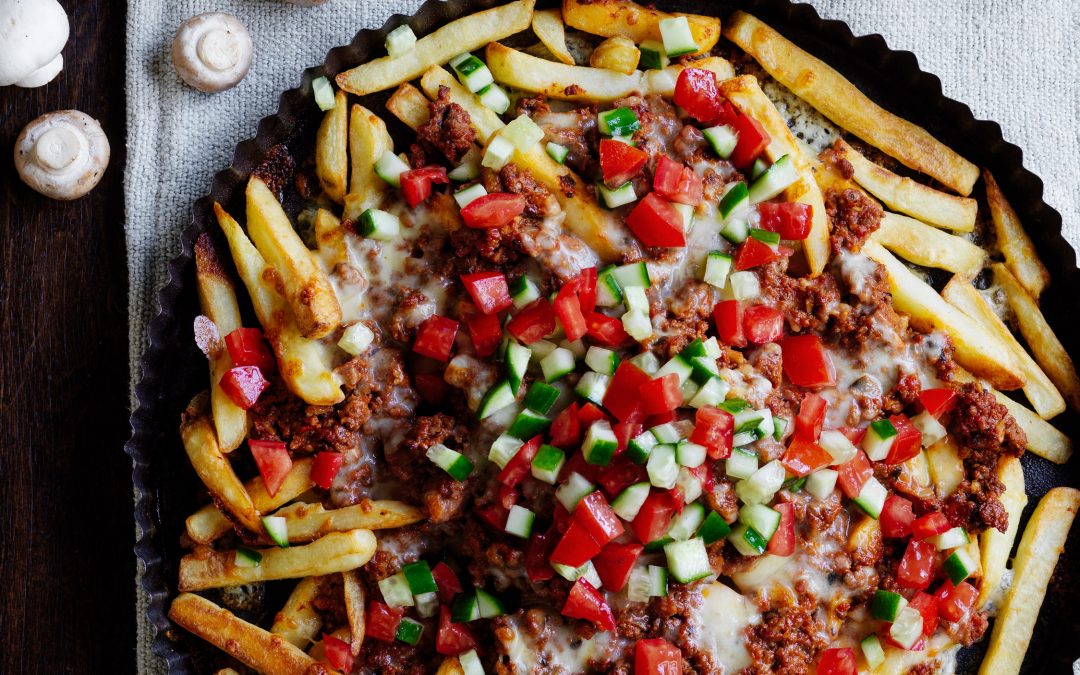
[984,170,1050,299]
[993,263,1080,412]
[186,457,314,544]
[486,42,644,102]
[342,570,366,654]
[978,456,1026,609]
[532,8,575,65]
[979,488,1080,675]
[271,576,324,648]
[246,177,342,339]
[314,208,348,273]
[335,0,536,96]
[942,276,1064,418]
[863,241,1024,390]
[316,89,348,205]
[169,593,342,675]
[872,212,985,278]
[589,36,640,75]
[343,104,394,224]
[179,530,378,591]
[273,499,425,543]
[386,83,432,131]
[725,12,978,196]
[993,389,1073,464]
[834,140,976,232]
[194,233,248,453]
[718,75,829,276]
[180,403,261,533]
[562,0,720,55]
[437,658,465,675]
[925,435,964,498]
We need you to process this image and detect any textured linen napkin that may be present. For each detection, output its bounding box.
[126,1,1080,671]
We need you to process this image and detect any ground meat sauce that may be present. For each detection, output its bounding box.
[414,85,476,164]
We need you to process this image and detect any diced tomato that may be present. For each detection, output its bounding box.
[839,426,867,445]
[461,271,511,315]
[645,411,677,428]
[919,388,958,418]
[690,406,735,459]
[464,312,502,358]
[613,417,643,454]
[525,527,557,581]
[322,634,355,672]
[599,139,648,187]
[880,495,915,538]
[414,372,447,404]
[673,67,723,124]
[635,638,683,675]
[553,501,573,533]
[432,562,463,603]
[884,414,923,465]
[897,539,937,590]
[498,435,542,487]
[604,362,652,421]
[837,450,873,499]
[366,601,404,642]
[625,192,686,248]
[219,365,270,409]
[653,156,703,206]
[584,310,633,347]
[578,402,608,425]
[249,439,292,497]
[908,592,939,637]
[575,491,626,545]
[734,237,783,271]
[666,486,686,513]
[935,580,978,622]
[687,463,715,492]
[413,315,459,361]
[911,512,952,540]
[795,394,827,441]
[781,436,832,477]
[743,304,784,344]
[551,403,583,450]
[713,299,746,348]
[477,500,510,530]
[765,502,795,556]
[224,327,276,372]
[563,578,616,630]
[641,373,682,415]
[436,605,477,656]
[310,451,343,490]
[631,490,677,544]
[576,267,598,313]
[779,335,836,388]
[598,456,647,497]
[550,520,603,568]
[816,647,856,675]
[555,286,588,342]
[459,192,526,228]
[400,166,448,207]
[729,112,771,168]
[506,297,556,344]
[757,202,813,240]
[593,542,643,593]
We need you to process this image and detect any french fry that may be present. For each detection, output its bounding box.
[215,203,343,406]
[194,233,248,453]
[942,276,1064,419]
[308,628,350,662]
[925,435,964,498]
[169,593,342,675]
[246,177,342,339]
[386,83,431,131]
[271,576,324,648]
[273,499,425,543]
[437,658,465,675]
[186,457,314,544]
[724,12,979,196]
[984,170,1049,299]
[180,402,261,533]
[718,75,829,276]
[532,8,575,65]
[862,241,1024,390]
[314,208,348,272]
[979,488,1080,675]
[179,530,378,591]
[834,139,976,232]
[590,36,640,75]
[994,390,1073,464]
[978,456,1026,609]
[993,263,1080,412]
[343,104,394,224]
[342,570,366,654]
[486,42,646,102]
[315,89,348,205]
[872,212,985,278]
[562,0,720,55]
[875,633,955,675]
[335,0,536,96]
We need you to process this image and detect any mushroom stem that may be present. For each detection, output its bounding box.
[33,126,86,172]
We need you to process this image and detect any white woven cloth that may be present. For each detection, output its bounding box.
[126,1,1079,671]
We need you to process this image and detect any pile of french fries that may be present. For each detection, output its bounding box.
[166,2,1079,673]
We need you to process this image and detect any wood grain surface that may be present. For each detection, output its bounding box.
[0,0,135,672]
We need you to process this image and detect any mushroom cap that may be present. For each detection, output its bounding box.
[172,12,253,93]
[14,110,111,200]
[0,0,70,87]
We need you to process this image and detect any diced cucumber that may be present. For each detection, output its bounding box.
[734,459,785,505]
[732,431,757,448]
[234,547,262,568]
[748,227,780,247]
[611,261,651,289]
[545,141,569,164]
[508,408,551,439]
[598,107,641,137]
[750,157,769,180]
[505,504,536,538]
[338,322,374,356]
[726,447,758,480]
[415,591,439,618]
[396,617,424,644]
[676,466,703,503]
[721,218,750,244]
[675,441,707,468]
[611,134,637,146]
[384,24,417,57]
[689,355,720,385]
[531,444,566,484]
[804,468,838,500]
[426,443,474,481]
[523,382,560,414]
[650,423,681,444]
[648,565,668,596]
[626,429,658,466]
[478,83,511,114]
[871,589,907,621]
[595,266,624,307]
[624,285,650,315]
[727,270,760,301]
[584,346,620,376]
[612,482,651,521]
[719,182,750,223]
[583,420,618,466]
[698,510,732,544]
[655,354,694,386]
[482,135,515,170]
[553,560,601,590]
[912,409,947,447]
[679,339,708,359]
[529,339,559,359]
[889,606,924,650]
[474,589,506,618]
[680,377,700,406]
[452,592,480,622]
[638,40,670,70]
[556,473,595,512]
[560,337,585,360]
[488,434,523,469]
[933,526,970,551]
[664,538,711,583]
[503,114,545,151]
[944,548,977,584]
[629,350,660,375]
[575,371,611,406]
[729,523,767,556]
[719,398,751,413]
[862,418,898,461]
[379,572,415,608]
[772,417,789,440]
[454,183,488,208]
[689,377,729,408]
[627,566,651,602]
[504,342,531,394]
[704,251,733,289]
[861,635,886,670]
[509,276,541,309]
[703,124,738,159]
[358,208,401,241]
[853,476,887,518]
[448,159,480,182]
[374,150,410,187]
[312,76,336,111]
[459,649,485,675]
[541,347,576,382]
[783,475,807,493]
[622,310,653,340]
[658,16,698,56]
[673,202,696,231]
[748,154,799,203]
[739,503,781,540]
[401,561,438,597]
[262,515,289,548]
[733,409,764,434]
[818,429,858,466]
[647,444,678,489]
[598,181,638,208]
[668,502,706,541]
[449,52,494,92]
[478,380,516,419]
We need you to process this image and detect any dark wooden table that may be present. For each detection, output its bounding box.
[0,0,136,672]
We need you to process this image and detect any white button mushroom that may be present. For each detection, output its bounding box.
[0,0,70,87]
[14,111,111,200]
[172,12,253,93]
